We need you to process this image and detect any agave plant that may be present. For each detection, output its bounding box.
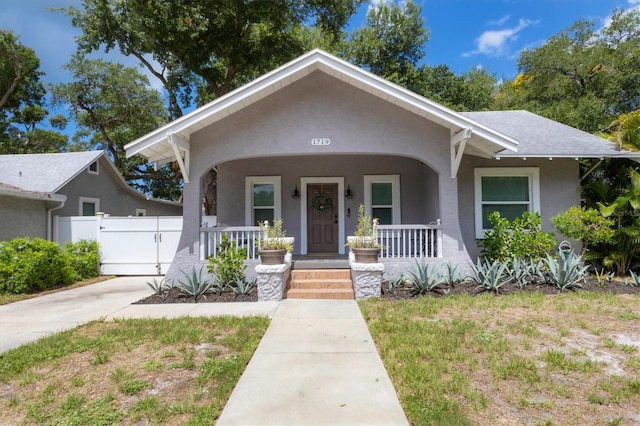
[177,265,212,302]
[443,262,467,288]
[146,277,169,300]
[386,276,405,295]
[404,259,445,295]
[472,258,509,294]
[230,278,256,296]
[625,270,640,288]
[507,257,531,289]
[543,249,589,291]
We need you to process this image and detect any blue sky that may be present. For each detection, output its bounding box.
[1,0,638,94]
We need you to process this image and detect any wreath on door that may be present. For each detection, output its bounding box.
[312,193,333,212]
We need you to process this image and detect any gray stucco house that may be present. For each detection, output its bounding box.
[0,150,182,242]
[125,49,639,280]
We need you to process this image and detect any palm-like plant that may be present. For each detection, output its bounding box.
[596,169,640,274]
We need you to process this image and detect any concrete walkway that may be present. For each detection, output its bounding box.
[216,299,409,426]
[0,277,278,353]
[1,278,408,425]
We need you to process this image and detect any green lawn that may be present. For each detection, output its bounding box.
[0,316,269,425]
[361,292,640,426]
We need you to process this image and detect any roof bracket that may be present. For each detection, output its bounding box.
[450,128,472,178]
[168,133,190,183]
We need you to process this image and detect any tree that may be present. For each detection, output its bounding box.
[494,8,640,133]
[0,29,67,154]
[346,2,496,112]
[50,55,181,200]
[601,110,640,152]
[347,1,428,88]
[60,0,360,208]
[61,0,360,119]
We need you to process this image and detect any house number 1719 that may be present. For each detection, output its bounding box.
[311,138,331,146]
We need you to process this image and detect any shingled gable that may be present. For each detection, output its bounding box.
[0,151,103,193]
[124,48,520,180]
[0,150,180,206]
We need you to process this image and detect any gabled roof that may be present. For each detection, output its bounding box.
[124,49,521,179]
[0,150,181,206]
[461,110,640,159]
[0,151,103,193]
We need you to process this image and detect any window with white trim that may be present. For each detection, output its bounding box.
[364,175,401,225]
[245,176,281,226]
[474,167,540,238]
[79,197,100,216]
[136,209,146,217]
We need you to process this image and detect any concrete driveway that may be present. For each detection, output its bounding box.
[0,277,279,354]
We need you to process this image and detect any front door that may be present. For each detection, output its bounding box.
[307,183,338,253]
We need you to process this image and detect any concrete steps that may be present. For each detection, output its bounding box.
[286,269,354,299]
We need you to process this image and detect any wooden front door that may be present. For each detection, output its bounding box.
[307,183,338,253]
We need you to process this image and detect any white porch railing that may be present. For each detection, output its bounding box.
[200,222,443,260]
[200,226,262,260]
[377,222,442,258]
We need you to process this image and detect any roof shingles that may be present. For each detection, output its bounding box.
[0,151,103,193]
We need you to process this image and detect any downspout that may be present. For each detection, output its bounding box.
[47,198,66,241]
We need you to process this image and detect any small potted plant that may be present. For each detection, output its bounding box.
[258,218,294,265]
[346,204,381,263]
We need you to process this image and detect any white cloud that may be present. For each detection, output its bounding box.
[489,15,511,26]
[463,18,539,58]
[628,0,640,4]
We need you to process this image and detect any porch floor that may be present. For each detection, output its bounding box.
[291,254,349,270]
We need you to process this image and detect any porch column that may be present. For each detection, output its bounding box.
[164,178,202,282]
[439,177,472,265]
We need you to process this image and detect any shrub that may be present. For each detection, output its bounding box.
[479,211,556,262]
[551,206,615,251]
[207,234,247,286]
[0,237,74,294]
[65,240,100,280]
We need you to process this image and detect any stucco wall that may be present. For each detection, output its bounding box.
[0,196,47,241]
[56,157,182,217]
[457,157,581,261]
[168,70,470,279]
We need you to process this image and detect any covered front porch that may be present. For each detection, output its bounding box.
[197,153,444,282]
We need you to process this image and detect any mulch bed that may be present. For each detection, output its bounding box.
[134,287,258,304]
[134,277,638,304]
[381,277,640,300]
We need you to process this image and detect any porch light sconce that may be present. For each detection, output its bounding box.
[292,186,300,199]
[345,185,353,199]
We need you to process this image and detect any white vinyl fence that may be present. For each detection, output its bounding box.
[54,216,182,275]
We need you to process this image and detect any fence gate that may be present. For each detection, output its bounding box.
[54,216,182,275]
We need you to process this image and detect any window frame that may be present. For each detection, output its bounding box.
[135,208,147,217]
[245,176,281,226]
[79,196,100,216]
[474,167,540,239]
[364,174,401,225]
[88,161,99,175]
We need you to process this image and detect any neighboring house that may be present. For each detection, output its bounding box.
[125,49,640,280]
[0,150,182,242]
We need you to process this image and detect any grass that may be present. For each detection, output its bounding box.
[0,275,115,305]
[0,316,269,424]
[360,291,640,426]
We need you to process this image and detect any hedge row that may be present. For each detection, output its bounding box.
[0,238,100,294]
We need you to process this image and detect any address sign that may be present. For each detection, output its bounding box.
[311,138,331,146]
